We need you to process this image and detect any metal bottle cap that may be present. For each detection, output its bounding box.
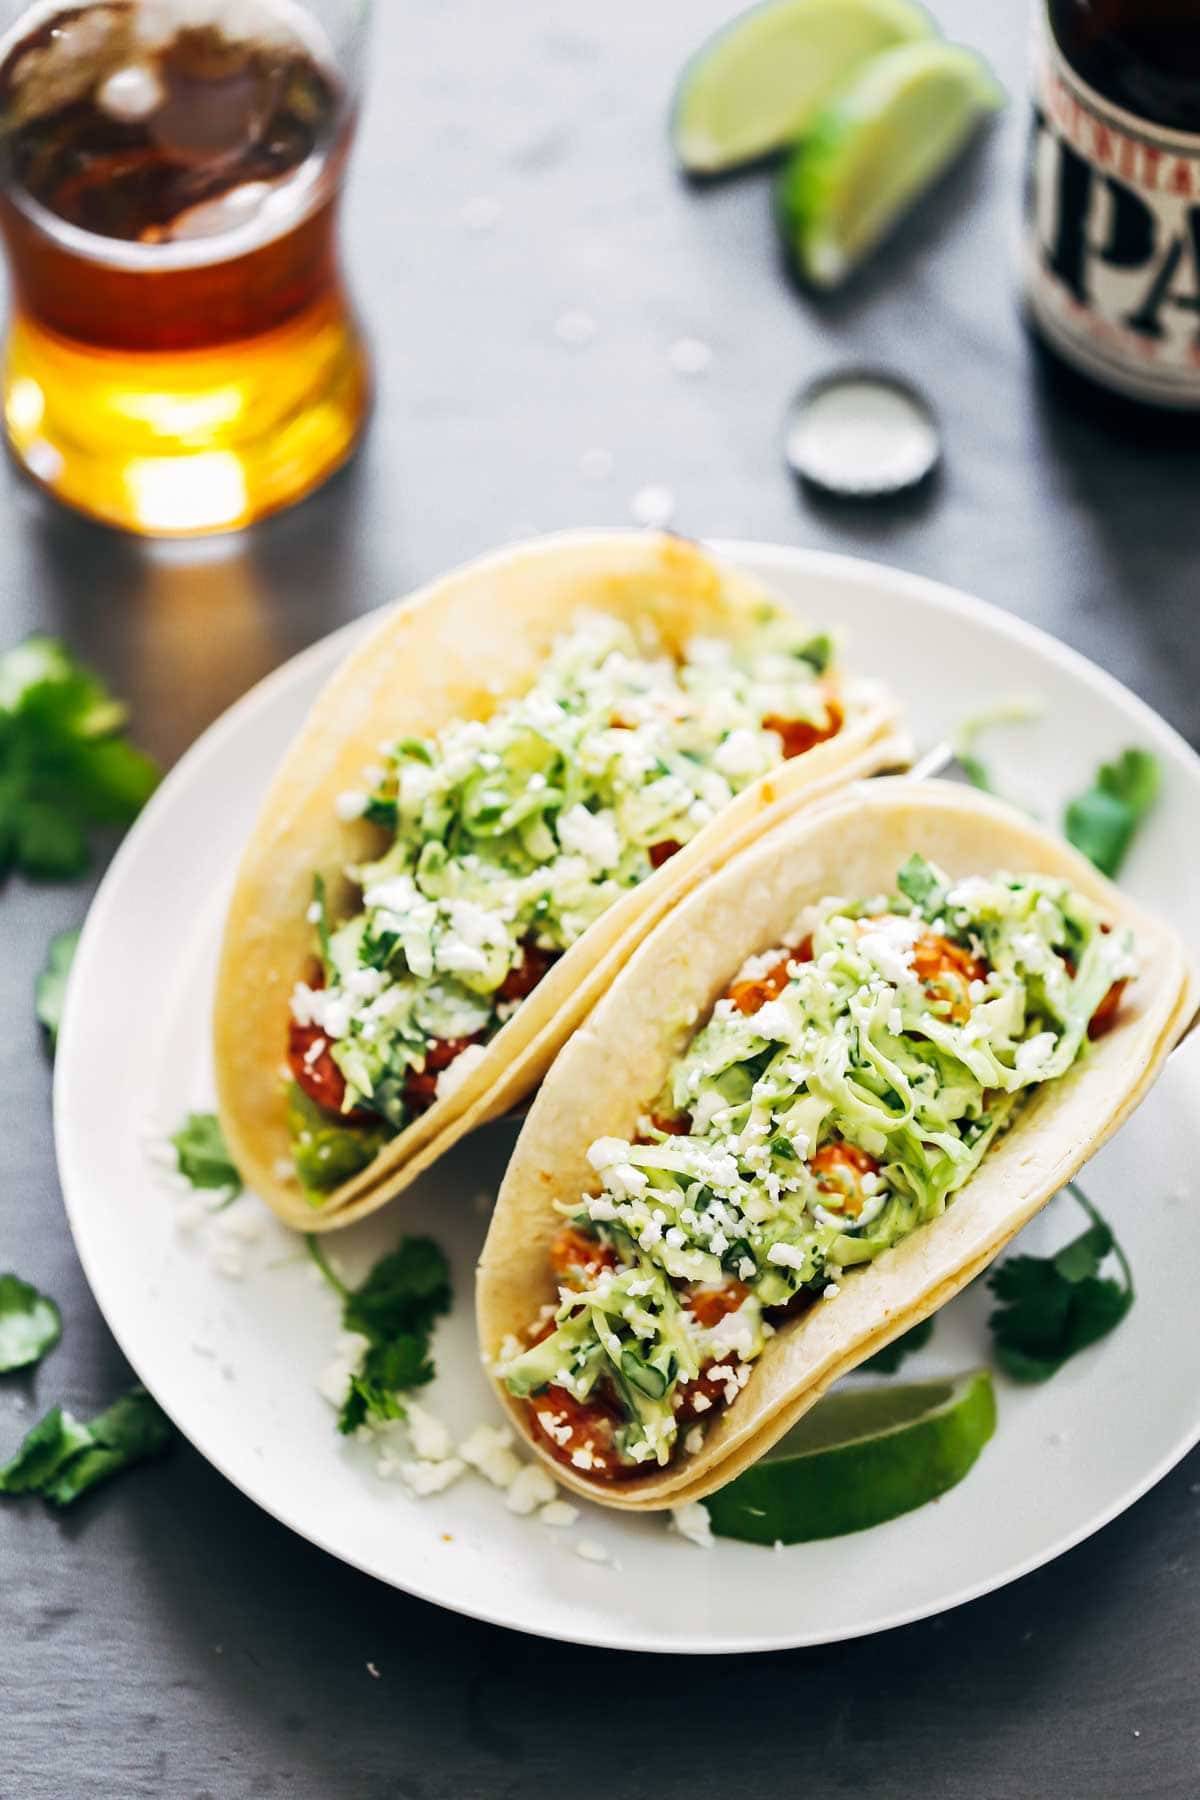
[784,368,942,498]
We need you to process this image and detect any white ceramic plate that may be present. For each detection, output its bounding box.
[55,540,1200,1655]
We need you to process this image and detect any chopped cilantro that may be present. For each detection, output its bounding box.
[310,872,332,964]
[0,637,158,880]
[1064,749,1160,878]
[0,1386,173,1506]
[170,1112,242,1202]
[308,1233,452,1434]
[796,633,833,675]
[35,926,80,1053]
[0,1272,62,1372]
[987,1185,1133,1382]
[896,853,942,911]
[860,1315,934,1374]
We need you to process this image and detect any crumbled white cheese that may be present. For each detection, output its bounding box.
[435,1042,488,1102]
[574,1538,611,1564]
[713,728,765,780]
[406,1402,453,1464]
[458,1423,523,1489]
[401,1457,466,1497]
[539,1499,580,1528]
[505,1463,559,1516]
[316,1331,370,1407]
[335,790,367,821]
[557,803,621,872]
[670,1502,714,1548]
[1015,1031,1056,1077]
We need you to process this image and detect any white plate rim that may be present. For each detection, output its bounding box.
[53,534,1200,1654]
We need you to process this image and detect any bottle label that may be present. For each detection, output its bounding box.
[1026,11,1200,406]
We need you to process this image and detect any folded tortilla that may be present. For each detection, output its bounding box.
[476,777,1196,1510]
[214,531,908,1231]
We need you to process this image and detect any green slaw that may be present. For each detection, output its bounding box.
[498,855,1135,1472]
[287,609,842,1193]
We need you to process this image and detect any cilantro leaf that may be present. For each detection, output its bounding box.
[0,636,158,883]
[896,853,943,912]
[0,1387,173,1506]
[309,1233,451,1435]
[170,1112,242,1200]
[1064,749,1160,878]
[0,1273,62,1372]
[35,927,80,1053]
[342,1236,452,1343]
[796,633,833,675]
[338,1337,435,1435]
[0,1406,94,1493]
[987,1185,1133,1382]
[860,1315,934,1375]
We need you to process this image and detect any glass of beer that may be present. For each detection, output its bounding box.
[0,0,371,535]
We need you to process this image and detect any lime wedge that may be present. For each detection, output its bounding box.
[704,1368,996,1545]
[671,0,934,176]
[775,40,1005,286]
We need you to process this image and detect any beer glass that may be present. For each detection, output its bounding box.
[0,0,371,535]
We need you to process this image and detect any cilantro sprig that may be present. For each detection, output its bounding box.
[308,1234,452,1434]
[0,1272,62,1372]
[0,637,158,879]
[35,926,79,1053]
[170,1112,242,1203]
[1064,749,1160,878]
[0,1386,173,1506]
[987,1185,1133,1383]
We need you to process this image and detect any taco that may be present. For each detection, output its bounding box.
[477,778,1195,1509]
[214,531,908,1230]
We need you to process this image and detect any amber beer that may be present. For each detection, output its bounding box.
[1025,0,1200,409]
[0,0,370,534]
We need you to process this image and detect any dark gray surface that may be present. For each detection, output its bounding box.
[3,3,1200,1797]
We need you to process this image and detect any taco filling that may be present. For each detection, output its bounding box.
[284,609,846,1199]
[495,854,1136,1478]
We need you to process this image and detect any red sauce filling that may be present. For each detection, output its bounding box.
[497,940,560,1005]
[811,1140,882,1219]
[910,930,989,1024]
[402,1034,486,1115]
[725,943,809,1015]
[762,697,843,760]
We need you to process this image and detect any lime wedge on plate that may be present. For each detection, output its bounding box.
[704,1368,996,1545]
[671,0,934,175]
[775,40,1005,286]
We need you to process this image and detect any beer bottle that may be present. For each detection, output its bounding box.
[1025,0,1200,410]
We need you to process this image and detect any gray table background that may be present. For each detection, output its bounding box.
[4,3,1200,1796]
